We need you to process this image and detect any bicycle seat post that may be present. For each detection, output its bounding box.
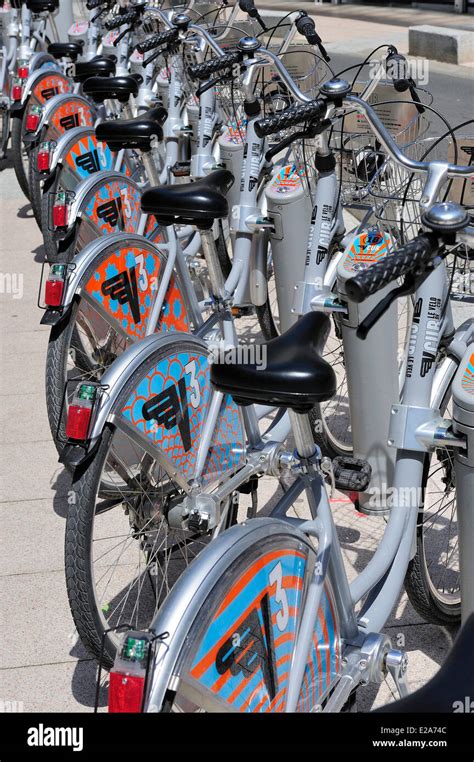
[289,411,317,459]
[200,227,226,300]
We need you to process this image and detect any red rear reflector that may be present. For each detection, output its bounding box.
[26,112,40,132]
[45,278,64,307]
[37,149,50,172]
[12,85,22,101]
[65,404,93,440]
[108,672,145,713]
[18,66,29,80]
[52,204,68,228]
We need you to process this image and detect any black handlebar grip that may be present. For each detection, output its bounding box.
[86,0,104,9]
[105,11,137,30]
[136,29,179,54]
[187,51,241,81]
[345,234,438,303]
[239,0,257,17]
[254,99,326,138]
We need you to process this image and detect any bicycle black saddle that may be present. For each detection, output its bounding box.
[73,56,116,83]
[141,169,235,228]
[48,42,84,61]
[95,106,168,151]
[210,311,337,412]
[83,74,143,104]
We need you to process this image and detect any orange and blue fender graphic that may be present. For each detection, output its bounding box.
[31,73,71,105]
[84,244,189,340]
[65,135,116,181]
[186,549,340,712]
[121,352,245,484]
[50,99,94,133]
[461,353,474,395]
[84,180,142,236]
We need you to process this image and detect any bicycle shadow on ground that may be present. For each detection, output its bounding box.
[50,465,74,519]
[32,243,46,263]
[17,202,34,220]
[69,640,108,710]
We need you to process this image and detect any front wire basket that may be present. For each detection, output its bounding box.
[374,127,473,303]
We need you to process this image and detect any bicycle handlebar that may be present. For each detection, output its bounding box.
[136,28,179,54]
[105,10,139,30]
[188,50,241,80]
[344,234,438,303]
[254,99,327,137]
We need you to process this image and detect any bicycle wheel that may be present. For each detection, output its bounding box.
[0,104,9,160]
[405,381,461,624]
[138,518,341,713]
[66,336,246,668]
[11,111,31,198]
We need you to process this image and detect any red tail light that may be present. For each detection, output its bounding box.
[108,631,152,713]
[12,84,22,101]
[37,148,51,173]
[18,66,29,80]
[65,404,93,440]
[44,264,65,307]
[45,278,64,306]
[65,383,98,441]
[52,202,68,228]
[108,672,145,713]
[26,112,40,132]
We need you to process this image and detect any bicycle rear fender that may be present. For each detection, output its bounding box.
[33,92,96,137]
[86,332,206,451]
[41,233,189,336]
[54,170,139,236]
[15,68,72,110]
[70,332,246,488]
[140,519,341,713]
[48,126,118,177]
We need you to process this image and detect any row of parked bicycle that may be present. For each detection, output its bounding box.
[2,0,474,713]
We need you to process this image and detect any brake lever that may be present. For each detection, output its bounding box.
[264,123,320,162]
[114,25,135,47]
[196,74,228,98]
[357,264,436,340]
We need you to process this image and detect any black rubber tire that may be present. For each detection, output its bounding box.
[28,144,44,229]
[40,172,59,261]
[215,219,232,279]
[404,385,461,625]
[65,426,118,668]
[11,112,31,199]
[0,106,9,160]
[45,306,76,456]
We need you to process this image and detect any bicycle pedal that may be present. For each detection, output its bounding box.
[171,161,191,177]
[332,456,372,493]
